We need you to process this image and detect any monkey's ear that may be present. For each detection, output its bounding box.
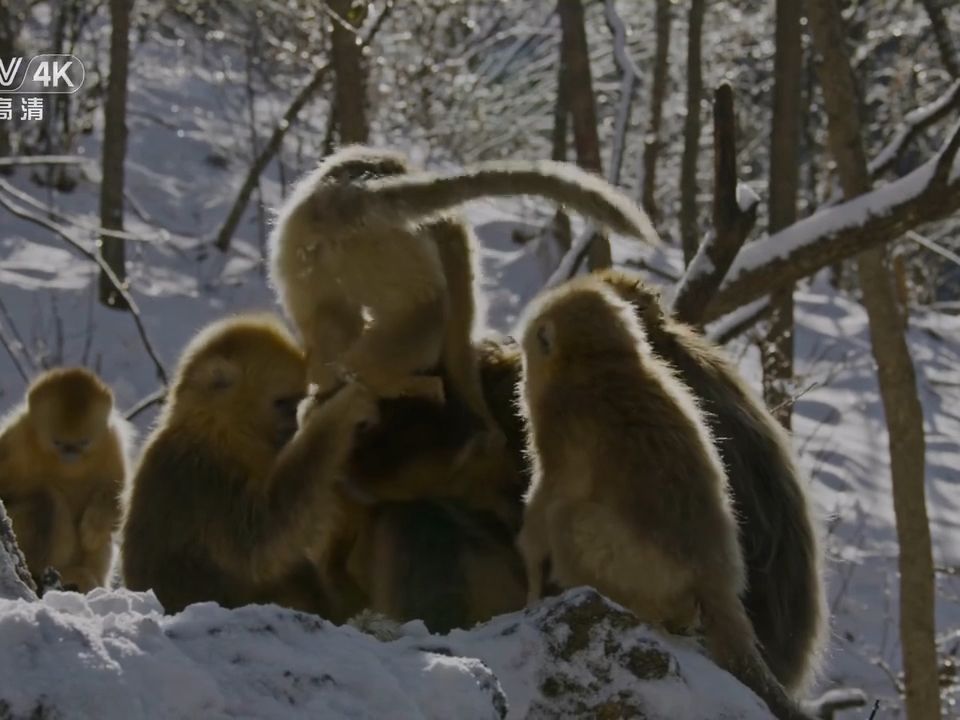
[188,356,241,392]
[536,321,556,356]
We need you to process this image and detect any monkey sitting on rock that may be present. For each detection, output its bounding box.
[515,277,813,720]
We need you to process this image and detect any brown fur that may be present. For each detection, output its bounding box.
[120,315,377,614]
[516,279,812,719]
[596,268,826,694]
[347,499,526,633]
[268,145,657,409]
[0,368,128,591]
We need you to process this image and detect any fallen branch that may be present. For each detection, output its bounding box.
[703,118,960,322]
[213,0,394,253]
[671,83,758,325]
[0,187,169,386]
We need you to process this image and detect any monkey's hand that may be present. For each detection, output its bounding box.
[300,381,380,436]
[79,489,120,552]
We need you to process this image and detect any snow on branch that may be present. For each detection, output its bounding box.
[702,118,960,322]
[671,83,758,325]
[869,79,960,178]
[0,183,169,386]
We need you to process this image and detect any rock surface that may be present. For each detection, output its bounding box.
[0,499,37,602]
[0,577,774,719]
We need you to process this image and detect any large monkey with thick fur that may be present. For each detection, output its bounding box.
[268,145,659,407]
[597,268,827,695]
[516,278,812,720]
[120,315,378,614]
[469,273,825,696]
[0,368,130,592]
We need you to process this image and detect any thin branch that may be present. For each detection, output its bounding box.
[706,297,772,345]
[869,79,960,178]
[704,119,960,322]
[0,188,169,386]
[0,323,29,384]
[0,177,162,243]
[125,388,166,421]
[907,229,960,268]
[0,155,92,167]
[672,83,758,325]
[213,0,395,253]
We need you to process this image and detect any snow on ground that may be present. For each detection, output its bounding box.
[0,18,958,719]
[0,588,775,720]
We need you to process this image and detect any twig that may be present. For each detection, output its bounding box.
[707,297,772,344]
[0,323,29,384]
[0,296,35,372]
[0,188,169,385]
[0,155,92,167]
[213,0,395,253]
[907,229,960,268]
[125,388,165,421]
[869,79,960,178]
[672,83,758,325]
[867,699,880,720]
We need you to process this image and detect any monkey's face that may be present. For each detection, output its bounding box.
[178,326,307,451]
[29,390,111,464]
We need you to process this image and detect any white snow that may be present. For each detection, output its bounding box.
[0,588,775,720]
[735,182,760,213]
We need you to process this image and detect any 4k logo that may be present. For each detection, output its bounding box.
[0,55,85,94]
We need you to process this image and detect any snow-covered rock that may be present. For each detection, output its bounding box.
[0,586,775,719]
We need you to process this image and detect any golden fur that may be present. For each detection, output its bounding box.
[597,268,827,694]
[0,367,129,591]
[268,145,658,407]
[120,315,377,614]
[516,278,811,720]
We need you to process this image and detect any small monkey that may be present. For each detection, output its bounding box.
[268,145,659,408]
[516,279,811,720]
[0,368,130,592]
[597,268,827,694]
[120,315,378,614]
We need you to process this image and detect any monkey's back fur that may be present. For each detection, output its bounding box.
[475,273,825,694]
[598,269,826,693]
[517,279,811,720]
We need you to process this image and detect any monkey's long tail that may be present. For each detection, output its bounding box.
[356,160,660,244]
[698,584,816,720]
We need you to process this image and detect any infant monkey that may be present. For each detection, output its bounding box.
[269,145,659,407]
[517,278,812,720]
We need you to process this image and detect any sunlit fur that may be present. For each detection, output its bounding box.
[0,368,131,591]
[597,268,827,695]
[516,278,811,720]
[120,314,377,614]
[268,144,658,410]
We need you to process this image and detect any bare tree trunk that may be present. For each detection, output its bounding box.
[557,0,610,269]
[921,0,959,78]
[328,0,369,144]
[761,0,803,428]
[551,49,572,252]
[679,0,705,266]
[0,2,19,171]
[640,0,672,223]
[98,0,132,310]
[808,2,941,718]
